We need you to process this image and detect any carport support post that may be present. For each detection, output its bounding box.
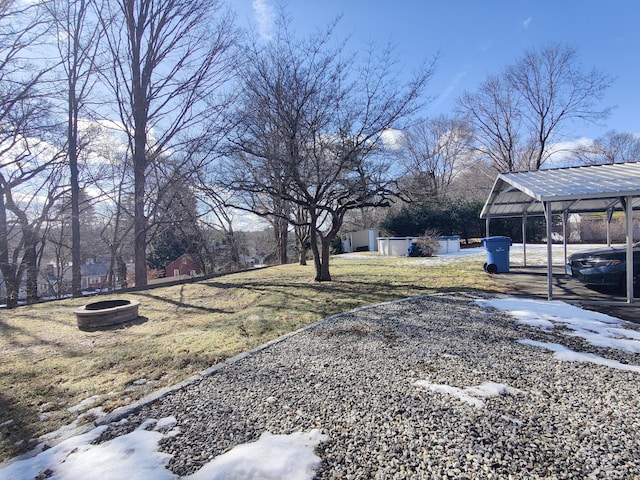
[522,212,527,267]
[607,209,614,247]
[624,196,634,303]
[545,201,553,301]
[562,211,569,267]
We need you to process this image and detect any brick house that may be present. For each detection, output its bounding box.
[165,254,202,278]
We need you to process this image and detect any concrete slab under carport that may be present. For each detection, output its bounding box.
[491,265,640,324]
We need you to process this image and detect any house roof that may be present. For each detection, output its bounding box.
[480,162,640,219]
[81,262,109,276]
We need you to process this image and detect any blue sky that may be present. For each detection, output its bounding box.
[236,0,640,141]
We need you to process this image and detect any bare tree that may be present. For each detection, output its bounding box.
[571,130,640,165]
[459,44,612,172]
[71,119,137,291]
[0,1,65,307]
[0,129,68,306]
[507,44,613,170]
[46,0,106,297]
[194,180,251,272]
[400,115,474,201]
[95,153,135,291]
[99,0,237,287]
[226,17,435,281]
[458,75,525,172]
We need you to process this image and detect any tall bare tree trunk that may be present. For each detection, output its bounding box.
[0,190,18,308]
[102,0,237,287]
[133,149,147,287]
[69,91,82,296]
[275,216,288,265]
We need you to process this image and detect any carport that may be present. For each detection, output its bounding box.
[480,162,640,302]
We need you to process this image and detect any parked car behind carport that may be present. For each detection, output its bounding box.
[566,243,640,290]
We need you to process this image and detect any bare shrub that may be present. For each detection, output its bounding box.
[414,229,442,257]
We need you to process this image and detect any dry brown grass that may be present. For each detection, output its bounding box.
[0,254,506,461]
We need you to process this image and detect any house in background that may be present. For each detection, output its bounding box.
[165,254,202,278]
[81,258,109,290]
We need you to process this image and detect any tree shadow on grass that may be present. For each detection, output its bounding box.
[0,318,74,353]
[0,391,46,462]
[135,290,233,315]
[199,277,498,320]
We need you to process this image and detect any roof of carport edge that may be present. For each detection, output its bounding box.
[480,162,640,219]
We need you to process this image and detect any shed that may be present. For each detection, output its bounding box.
[480,163,640,302]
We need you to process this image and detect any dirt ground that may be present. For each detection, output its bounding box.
[492,265,640,324]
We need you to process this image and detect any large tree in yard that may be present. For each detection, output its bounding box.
[225,18,435,281]
[47,0,105,297]
[458,44,612,172]
[100,0,237,287]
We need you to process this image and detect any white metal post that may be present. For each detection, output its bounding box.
[522,211,527,267]
[625,196,634,303]
[607,209,614,247]
[545,201,553,301]
[562,211,569,267]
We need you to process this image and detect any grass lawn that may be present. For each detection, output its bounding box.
[0,253,507,462]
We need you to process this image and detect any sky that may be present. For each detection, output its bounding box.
[3,245,640,479]
[236,0,640,142]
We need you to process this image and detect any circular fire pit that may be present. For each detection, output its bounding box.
[74,299,140,330]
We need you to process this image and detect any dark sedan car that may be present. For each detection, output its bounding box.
[566,243,640,289]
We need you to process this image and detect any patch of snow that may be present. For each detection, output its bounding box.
[0,418,328,480]
[414,380,525,408]
[183,429,329,480]
[153,416,177,432]
[518,340,640,372]
[477,297,640,353]
[67,395,100,413]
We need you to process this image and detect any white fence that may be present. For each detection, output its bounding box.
[377,236,461,256]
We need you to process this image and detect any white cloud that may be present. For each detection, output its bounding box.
[380,128,404,150]
[522,17,532,29]
[545,137,594,167]
[252,0,275,42]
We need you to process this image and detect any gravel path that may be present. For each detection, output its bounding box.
[98,292,640,479]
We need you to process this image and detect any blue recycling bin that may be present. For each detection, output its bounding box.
[482,236,512,273]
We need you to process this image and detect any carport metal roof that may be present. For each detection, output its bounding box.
[480,162,640,303]
[480,162,640,219]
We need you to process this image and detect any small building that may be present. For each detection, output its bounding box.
[165,254,202,278]
[81,259,109,290]
[341,229,379,253]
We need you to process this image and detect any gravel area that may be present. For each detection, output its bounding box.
[98,292,640,479]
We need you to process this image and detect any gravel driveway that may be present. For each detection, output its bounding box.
[98,292,640,479]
